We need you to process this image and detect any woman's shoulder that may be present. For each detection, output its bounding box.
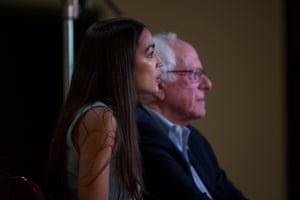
[79,103,116,136]
[73,101,117,151]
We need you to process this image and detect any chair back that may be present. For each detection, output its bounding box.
[8,176,46,200]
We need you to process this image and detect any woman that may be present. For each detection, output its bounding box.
[45,17,163,200]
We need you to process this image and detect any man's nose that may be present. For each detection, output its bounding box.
[199,74,212,90]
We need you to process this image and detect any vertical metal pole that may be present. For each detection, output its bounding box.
[63,19,74,101]
[62,0,79,101]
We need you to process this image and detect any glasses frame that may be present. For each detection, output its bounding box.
[164,68,206,82]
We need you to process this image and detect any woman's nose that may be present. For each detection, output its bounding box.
[156,53,164,68]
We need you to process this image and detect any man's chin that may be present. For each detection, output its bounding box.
[194,111,206,119]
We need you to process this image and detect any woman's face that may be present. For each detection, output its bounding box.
[134,28,162,95]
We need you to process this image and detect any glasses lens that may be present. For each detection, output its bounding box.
[195,69,205,81]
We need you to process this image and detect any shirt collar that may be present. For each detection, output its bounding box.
[142,104,173,135]
[142,104,191,150]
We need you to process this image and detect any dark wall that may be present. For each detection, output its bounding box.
[287,0,300,199]
[0,4,63,188]
[0,5,100,196]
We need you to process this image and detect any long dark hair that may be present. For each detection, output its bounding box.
[45,17,145,199]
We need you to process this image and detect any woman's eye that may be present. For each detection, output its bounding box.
[148,51,154,58]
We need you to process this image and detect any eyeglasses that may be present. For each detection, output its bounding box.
[164,68,206,82]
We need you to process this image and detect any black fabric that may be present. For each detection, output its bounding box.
[137,105,247,200]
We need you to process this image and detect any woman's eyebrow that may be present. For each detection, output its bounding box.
[145,43,155,52]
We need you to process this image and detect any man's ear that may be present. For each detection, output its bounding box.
[155,82,166,100]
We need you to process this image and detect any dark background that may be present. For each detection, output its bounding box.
[0,1,299,199]
[286,0,300,199]
[0,3,100,197]
[0,4,63,193]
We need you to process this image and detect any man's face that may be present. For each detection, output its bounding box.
[162,42,212,123]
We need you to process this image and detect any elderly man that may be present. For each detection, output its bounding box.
[137,32,247,200]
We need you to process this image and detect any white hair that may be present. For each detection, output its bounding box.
[153,32,179,83]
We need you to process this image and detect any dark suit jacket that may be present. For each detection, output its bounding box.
[137,105,247,200]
